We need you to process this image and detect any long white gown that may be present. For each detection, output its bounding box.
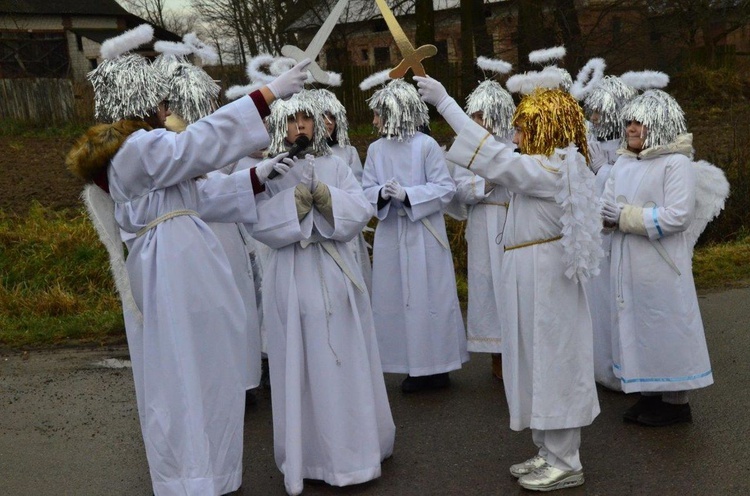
[446,121,600,431]
[584,138,621,390]
[251,153,395,496]
[331,143,372,293]
[602,135,713,393]
[362,132,468,376]
[451,159,510,353]
[202,167,263,390]
[107,96,269,495]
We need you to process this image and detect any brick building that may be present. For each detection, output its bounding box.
[0,0,179,81]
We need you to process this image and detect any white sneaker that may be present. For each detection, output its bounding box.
[518,463,584,492]
[509,454,546,478]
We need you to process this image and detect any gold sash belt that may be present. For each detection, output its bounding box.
[504,235,562,252]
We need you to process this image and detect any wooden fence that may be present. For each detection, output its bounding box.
[2,62,463,126]
[0,78,93,123]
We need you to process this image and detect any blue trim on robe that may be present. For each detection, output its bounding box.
[613,363,712,383]
[652,207,664,238]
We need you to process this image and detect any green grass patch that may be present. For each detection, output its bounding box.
[0,203,124,349]
[1,203,747,350]
[0,118,90,139]
[693,236,750,291]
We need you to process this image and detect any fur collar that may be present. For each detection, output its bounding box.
[66,120,152,181]
[617,133,694,160]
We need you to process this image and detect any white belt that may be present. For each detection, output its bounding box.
[397,209,450,250]
[136,209,199,238]
[300,235,366,293]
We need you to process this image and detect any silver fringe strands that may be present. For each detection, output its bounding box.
[464,80,516,139]
[620,89,687,149]
[367,79,429,141]
[267,90,332,157]
[88,53,168,123]
[164,63,221,124]
[154,39,221,125]
[558,68,573,92]
[583,76,638,141]
[315,88,351,147]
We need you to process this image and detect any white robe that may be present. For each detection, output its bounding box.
[584,138,621,390]
[234,155,269,354]
[107,96,269,495]
[203,167,262,390]
[446,121,600,431]
[251,154,395,496]
[331,143,364,183]
[603,143,713,393]
[363,132,468,376]
[451,150,510,354]
[331,143,372,293]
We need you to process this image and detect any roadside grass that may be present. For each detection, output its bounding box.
[1,203,746,350]
[0,118,89,139]
[0,203,125,349]
[693,234,750,291]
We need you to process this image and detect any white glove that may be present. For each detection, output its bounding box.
[414,76,449,107]
[267,59,311,100]
[255,153,295,184]
[298,155,316,191]
[380,186,391,200]
[414,75,471,134]
[601,199,622,224]
[385,179,406,202]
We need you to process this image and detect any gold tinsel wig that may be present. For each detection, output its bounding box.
[513,88,589,164]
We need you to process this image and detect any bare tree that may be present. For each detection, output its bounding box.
[649,0,750,65]
[119,0,197,35]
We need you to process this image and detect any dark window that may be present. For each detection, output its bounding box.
[373,20,388,32]
[89,58,98,70]
[0,31,69,78]
[434,39,448,63]
[361,48,369,62]
[325,48,341,71]
[612,16,622,43]
[374,46,390,65]
[76,34,83,51]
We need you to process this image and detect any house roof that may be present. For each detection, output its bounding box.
[0,0,131,16]
[286,0,507,31]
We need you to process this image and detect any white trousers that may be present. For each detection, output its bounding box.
[532,428,582,472]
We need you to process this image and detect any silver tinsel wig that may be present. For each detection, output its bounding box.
[465,80,516,139]
[583,76,638,141]
[87,24,168,123]
[315,88,351,147]
[620,89,687,149]
[367,79,429,141]
[154,36,220,124]
[162,63,220,124]
[266,90,331,157]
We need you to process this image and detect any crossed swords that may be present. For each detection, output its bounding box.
[281,0,437,83]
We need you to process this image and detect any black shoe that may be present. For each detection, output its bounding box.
[427,372,450,390]
[401,375,430,393]
[636,402,692,426]
[623,394,661,422]
[245,389,258,407]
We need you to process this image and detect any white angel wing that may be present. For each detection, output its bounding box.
[82,184,142,320]
[686,160,730,254]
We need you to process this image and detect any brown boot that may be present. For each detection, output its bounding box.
[491,353,503,381]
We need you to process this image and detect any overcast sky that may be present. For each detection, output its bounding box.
[168,0,192,11]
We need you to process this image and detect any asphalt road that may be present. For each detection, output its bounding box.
[1,287,749,496]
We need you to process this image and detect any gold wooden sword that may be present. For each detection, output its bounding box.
[374,0,437,78]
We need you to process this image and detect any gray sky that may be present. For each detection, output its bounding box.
[168,0,192,11]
